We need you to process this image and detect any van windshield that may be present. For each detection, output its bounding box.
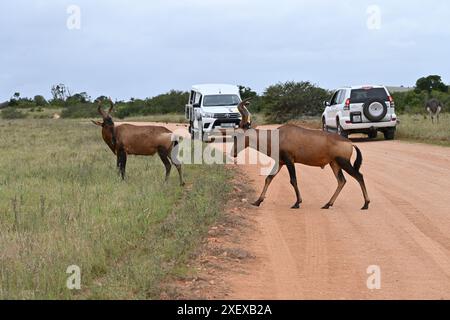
[203,95,240,107]
[350,88,388,103]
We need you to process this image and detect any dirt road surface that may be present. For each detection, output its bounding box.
[121,122,450,299]
[226,137,450,300]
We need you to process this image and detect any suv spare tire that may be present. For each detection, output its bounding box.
[363,98,388,122]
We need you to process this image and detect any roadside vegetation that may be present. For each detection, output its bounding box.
[396,113,450,146]
[0,118,232,299]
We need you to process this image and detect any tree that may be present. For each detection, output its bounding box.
[34,95,48,107]
[238,85,258,100]
[9,92,21,106]
[51,84,70,101]
[415,75,448,93]
[66,92,91,105]
[94,96,109,103]
[263,81,330,123]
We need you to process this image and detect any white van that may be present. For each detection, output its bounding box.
[185,84,242,140]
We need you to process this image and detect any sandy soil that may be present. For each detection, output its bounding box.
[123,122,450,300]
[224,137,450,299]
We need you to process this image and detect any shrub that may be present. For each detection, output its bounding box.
[263,81,330,123]
[392,90,449,114]
[61,103,99,118]
[141,91,188,115]
[1,107,27,119]
[34,95,48,107]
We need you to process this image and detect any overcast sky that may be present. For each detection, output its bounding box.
[1,0,449,101]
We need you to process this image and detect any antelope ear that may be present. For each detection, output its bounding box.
[91,120,102,126]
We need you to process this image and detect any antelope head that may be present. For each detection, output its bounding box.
[92,98,117,149]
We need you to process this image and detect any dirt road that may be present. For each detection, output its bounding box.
[121,122,450,299]
[225,138,450,300]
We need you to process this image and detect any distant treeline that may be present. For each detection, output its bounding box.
[2,90,189,119]
[391,90,450,114]
[2,75,448,122]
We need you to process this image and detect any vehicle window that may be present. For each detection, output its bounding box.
[203,94,240,107]
[337,90,346,104]
[189,91,196,104]
[350,88,388,103]
[194,92,202,104]
[330,91,340,105]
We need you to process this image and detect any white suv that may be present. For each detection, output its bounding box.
[322,85,398,140]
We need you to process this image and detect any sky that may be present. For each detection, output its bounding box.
[1,0,449,101]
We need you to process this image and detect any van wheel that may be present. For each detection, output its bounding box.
[203,133,211,143]
[384,128,396,140]
[189,123,195,140]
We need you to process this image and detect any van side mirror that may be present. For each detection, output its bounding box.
[193,103,200,108]
[323,101,330,107]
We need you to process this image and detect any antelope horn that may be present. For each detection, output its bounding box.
[97,99,107,118]
[238,97,253,128]
[108,97,114,114]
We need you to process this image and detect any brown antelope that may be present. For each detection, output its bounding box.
[232,99,370,210]
[92,98,185,186]
[426,98,442,124]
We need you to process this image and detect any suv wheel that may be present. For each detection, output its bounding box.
[368,131,378,139]
[322,118,328,132]
[384,128,396,140]
[363,98,388,122]
[336,119,348,138]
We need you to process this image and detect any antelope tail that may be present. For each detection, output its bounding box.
[353,145,363,173]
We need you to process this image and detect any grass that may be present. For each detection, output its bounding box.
[1,108,186,123]
[0,118,232,299]
[122,114,187,123]
[396,113,450,147]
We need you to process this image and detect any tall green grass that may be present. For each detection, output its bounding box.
[397,113,450,146]
[0,119,231,299]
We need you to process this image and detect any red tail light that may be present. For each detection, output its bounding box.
[388,96,395,108]
[344,98,351,110]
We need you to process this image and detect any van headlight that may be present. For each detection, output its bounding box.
[201,112,215,118]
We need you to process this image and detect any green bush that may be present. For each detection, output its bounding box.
[262,81,330,123]
[392,90,449,114]
[9,98,36,109]
[61,103,99,118]
[141,90,189,115]
[1,107,27,119]
[34,95,48,107]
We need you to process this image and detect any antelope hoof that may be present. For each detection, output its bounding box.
[252,200,262,207]
[361,201,370,210]
[322,203,332,210]
[291,203,300,209]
